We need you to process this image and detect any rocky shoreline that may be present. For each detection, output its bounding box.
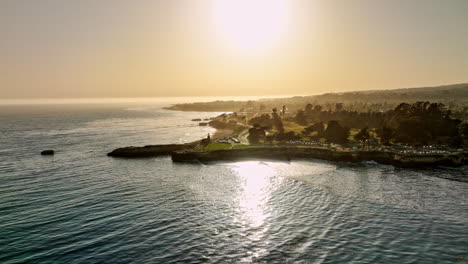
[171,146,466,167]
[107,142,198,158]
[108,144,466,167]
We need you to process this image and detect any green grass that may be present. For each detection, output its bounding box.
[196,143,231,151]
[232,144,252,149]
[283,121,306,133]
[196,143,251,151]
[348,128,360,142]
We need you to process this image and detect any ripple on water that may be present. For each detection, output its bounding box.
[1,105,467,264]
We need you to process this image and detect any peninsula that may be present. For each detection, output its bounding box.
[108,87,468,168]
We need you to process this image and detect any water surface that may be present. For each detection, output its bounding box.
[1,100,467,263]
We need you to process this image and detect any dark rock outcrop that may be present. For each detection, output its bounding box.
[41,150,55,155]
[107,142,198,158]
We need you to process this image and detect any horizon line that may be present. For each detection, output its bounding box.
[1,82,467,104]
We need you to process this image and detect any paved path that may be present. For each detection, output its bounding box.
[237,129,250,145]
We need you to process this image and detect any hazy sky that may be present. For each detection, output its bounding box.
[1,0,468,99]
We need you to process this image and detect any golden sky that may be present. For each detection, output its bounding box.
[1,0,468,99]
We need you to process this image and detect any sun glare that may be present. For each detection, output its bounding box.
[213,0,289,53]
[231,162,273,227]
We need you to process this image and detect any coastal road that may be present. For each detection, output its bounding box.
[238,129,250,145]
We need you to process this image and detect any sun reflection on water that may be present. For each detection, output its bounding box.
[230,161,287,257]
[233,161,276,228]
[230,161,281,260]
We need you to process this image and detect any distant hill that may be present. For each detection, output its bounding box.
[311,83,468,104]
[166,83,468,114]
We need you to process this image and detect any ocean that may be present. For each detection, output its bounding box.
[1,98,467,264]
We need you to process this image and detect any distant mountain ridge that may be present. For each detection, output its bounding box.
[310,83,468,103]
[166,83,468,113]
[333,83,468,94]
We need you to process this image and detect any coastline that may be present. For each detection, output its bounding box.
[171,145,466,168]
[107,109,467,167]
[107,142,199,158]
[107,143,466,168]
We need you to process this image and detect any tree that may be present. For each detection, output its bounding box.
[324,120,350,144]
[303,122,325,137]
[249,114,273,129]
[272,108,284,133]
[460,123,468,140]
[247,124,266,144]
[355,127,370,148]
[449,136,463,149]
[394,119,430,145]
[335,103,343,112]
[276,131,300,142]
[377,126,393,146]
[265,134,275,144]
[295,110,308,125]
[282,105,287,116]
[388,101,461,145]
[305,103,313,114]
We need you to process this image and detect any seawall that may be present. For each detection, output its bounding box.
[171,146,465,167]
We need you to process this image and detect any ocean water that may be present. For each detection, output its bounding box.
[1,99,467,264]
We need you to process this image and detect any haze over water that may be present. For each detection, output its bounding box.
[1,99,467,263]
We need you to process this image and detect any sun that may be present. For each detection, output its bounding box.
[213,0,289,53]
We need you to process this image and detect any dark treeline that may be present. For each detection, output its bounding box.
[246,101,467,147]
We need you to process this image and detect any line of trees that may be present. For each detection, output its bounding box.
[244,101,466,147]
[294,101,465,147]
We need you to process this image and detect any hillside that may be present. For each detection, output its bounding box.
[165,83,468,114]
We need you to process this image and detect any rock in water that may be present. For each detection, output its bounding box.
[41,150,54,155]
[107,143,199,158]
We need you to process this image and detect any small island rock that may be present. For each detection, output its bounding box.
[41,150,55,155]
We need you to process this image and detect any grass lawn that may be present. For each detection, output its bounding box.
[232,144,252,149]
[283,121,306,134]
[196,143,251,151]
[196,143,231,151]
[348,128,360,142]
